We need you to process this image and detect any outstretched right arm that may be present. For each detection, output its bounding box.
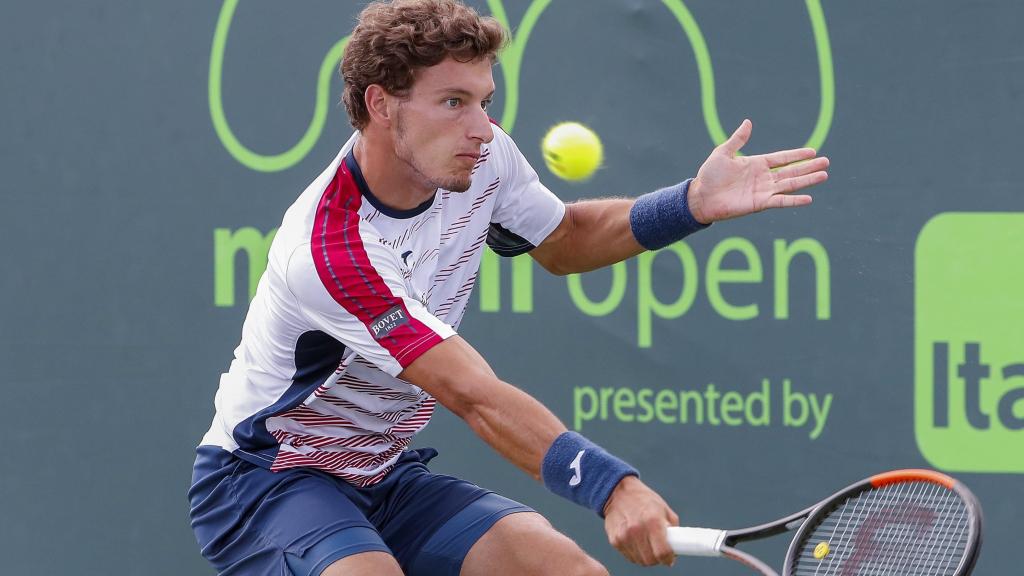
[400,336,680,567]
[400,335,564,479]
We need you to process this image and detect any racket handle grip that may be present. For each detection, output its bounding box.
[666,527,727,557]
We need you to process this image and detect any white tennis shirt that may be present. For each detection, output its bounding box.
[200,125,565,486]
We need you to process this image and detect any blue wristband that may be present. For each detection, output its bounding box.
[629,178,710,250]
[541,431,639,517]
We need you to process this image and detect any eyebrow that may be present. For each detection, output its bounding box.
[436,87,496,100]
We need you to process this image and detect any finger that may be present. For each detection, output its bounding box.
[611,529,645,566]
[762,147,817,168]
[776,170,829,195]
[764,194,813,210]
[772,156,829,181]
[622,528,655,566]
[627,528,655,566]
[642,543,661,567]
[718,119,752,156]
[650,526,676,566]
[660,508,680,565]
[626,540,649,566]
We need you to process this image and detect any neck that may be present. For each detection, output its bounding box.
[353,131,435,211]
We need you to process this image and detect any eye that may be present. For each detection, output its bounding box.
[481,99,492,111]
[444,97,461,108]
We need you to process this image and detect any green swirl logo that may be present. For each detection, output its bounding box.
[209,0,834,172]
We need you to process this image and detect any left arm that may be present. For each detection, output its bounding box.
[529,198,643,276]
[531,119,830,276]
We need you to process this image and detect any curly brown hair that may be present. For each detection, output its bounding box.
[340,0,507,130]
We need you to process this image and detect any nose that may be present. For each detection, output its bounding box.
[467,105,494,144]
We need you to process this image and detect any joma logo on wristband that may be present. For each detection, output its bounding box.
[569,450,585,486]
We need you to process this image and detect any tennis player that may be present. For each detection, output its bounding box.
[188,1,829,574]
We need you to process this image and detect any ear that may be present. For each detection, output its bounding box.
[364,84,394,128]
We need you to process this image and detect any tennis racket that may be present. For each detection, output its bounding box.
[667,469,982,576]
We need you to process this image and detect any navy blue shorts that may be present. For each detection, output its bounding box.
[188,446,532,576]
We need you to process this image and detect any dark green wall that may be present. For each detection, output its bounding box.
[2,1,1019,574]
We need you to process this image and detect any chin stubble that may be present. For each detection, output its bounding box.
[394,108,473,193]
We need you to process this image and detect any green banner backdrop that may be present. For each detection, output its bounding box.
[1,1,1020,574]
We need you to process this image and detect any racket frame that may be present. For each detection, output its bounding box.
[778,469,983,576]
[718,505,816,575]
[669,469,983,576]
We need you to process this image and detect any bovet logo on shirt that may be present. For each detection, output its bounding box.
[370,305,410,339]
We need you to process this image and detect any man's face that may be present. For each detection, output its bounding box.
[391,57,496,193]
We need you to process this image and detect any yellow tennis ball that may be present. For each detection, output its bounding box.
[541,122,603,182]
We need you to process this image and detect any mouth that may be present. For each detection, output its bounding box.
[456,152,481,161]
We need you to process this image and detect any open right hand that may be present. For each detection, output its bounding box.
[687,119,830,224]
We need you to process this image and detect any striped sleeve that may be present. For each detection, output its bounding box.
[288,191,454,377]
[487,125,566,257]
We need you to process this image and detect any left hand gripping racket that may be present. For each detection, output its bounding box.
[667,469,982,576]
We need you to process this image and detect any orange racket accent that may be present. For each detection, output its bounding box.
[870,468,956,489]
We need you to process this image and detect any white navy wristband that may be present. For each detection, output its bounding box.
[629,178,710,250]
[541,431,639,517]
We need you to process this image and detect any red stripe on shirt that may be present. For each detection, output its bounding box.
[310,159,444,368]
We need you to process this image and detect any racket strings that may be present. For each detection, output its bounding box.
[804,482,968,575]
[836,483,968,576]
[791,481,971,576]
[871,483,966,575]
